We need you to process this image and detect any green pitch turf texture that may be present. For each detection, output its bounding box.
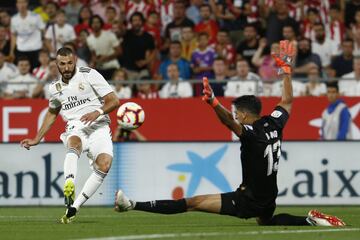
[0,206,359,240]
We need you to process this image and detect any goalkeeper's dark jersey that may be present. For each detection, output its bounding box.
[239,106,289,203]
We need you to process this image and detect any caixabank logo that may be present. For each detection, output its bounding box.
[166,145,232,199]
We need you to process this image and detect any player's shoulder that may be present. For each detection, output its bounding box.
[48,79,62,93]
[78,66,92,73]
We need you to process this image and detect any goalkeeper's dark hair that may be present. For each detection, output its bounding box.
[232,95,262,116]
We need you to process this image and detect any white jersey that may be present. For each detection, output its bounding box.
[48,67,113,124]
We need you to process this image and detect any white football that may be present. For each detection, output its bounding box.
[116,102,145,130]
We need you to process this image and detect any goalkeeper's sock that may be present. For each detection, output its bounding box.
[134,199,187,214]
[268,214,309,226]
[72,169,107,210]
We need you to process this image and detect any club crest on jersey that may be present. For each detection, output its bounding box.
[271,110,282,118]
[55,83,63,95]
[79,83,85,91]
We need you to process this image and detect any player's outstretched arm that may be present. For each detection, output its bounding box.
[272,40,295,114]
[20,107,61,150]
[202,77,243,137]
[80,92,120,125]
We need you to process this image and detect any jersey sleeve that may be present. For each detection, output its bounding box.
[86,68,114,97]
[269,105,289,129]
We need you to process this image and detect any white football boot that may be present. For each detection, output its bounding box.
[306,210,346,227]
[114,189,135,212]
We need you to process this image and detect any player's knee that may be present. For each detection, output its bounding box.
[95,153,112,172]
[67,136,82,153]
[186,196,205,210]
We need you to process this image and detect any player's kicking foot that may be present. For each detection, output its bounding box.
[60,207,77,224]
[306,210,345,227]
[114,189,135,212]
[63,179,75,207]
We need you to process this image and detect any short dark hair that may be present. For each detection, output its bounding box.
[56,47,74,57]
[130,11,145,23]
[170,40,181,46]
[232,95,262,116]
[17,55,30,63]
[90,15,104,28]
[326,81,339,91]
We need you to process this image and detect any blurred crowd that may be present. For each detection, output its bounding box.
[1,0,360,100]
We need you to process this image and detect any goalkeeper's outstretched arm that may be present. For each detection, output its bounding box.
[271,40,295,114]
[202,77,243,137]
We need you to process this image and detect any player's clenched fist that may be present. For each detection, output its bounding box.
[20,138,39,150]
[271,40,295,75]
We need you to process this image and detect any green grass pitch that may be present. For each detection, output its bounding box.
[0,206,359,240]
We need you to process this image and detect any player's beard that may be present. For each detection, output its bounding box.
[61,67,76,83]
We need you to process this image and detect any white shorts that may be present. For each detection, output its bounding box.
[60,121,113,166]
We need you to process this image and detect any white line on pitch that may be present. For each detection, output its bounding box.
[78,228,360,240]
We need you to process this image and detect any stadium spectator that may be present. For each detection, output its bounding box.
[224,59,262,97]
[194,4,219,44]
[144,11,162,48]
[301,7,321,42]
[328,4,345,49]
[236,24,259,71]
[159,41,191,80]
[305,66,326,96]
[63,41,88,67]
[45,9,77,58]
[154,0,175,30]
[321,81,352,140]
[312,23,339,68]
[251,39,278,83]
[136,76,159,99]
[180,26,198,62]
[111,68,132,99]
[91,0,120,22]
[0,10,11,40]
[293,38,322,78]
[329,39,354,78]
[0,25,10,58]
[123,0,152,24]
[265,0,299,45]
[64,0,83,26]
[0,51,18,97]
[186,0,203,24]
[210,57,227,97]
[339,57,360,96]
[44,1,59,27]
[32,50,50,81]
[211,29,236,67]
[345,0,360,28]
[104,6,118,30]
[75,29,91,64]
[112,19,126,39]
[87,15,121,80]
[3,56,38,99]
[33,0,49,23]
[165,1,194,43]
[282,24,298,44]
[160,64,193,98]
[74,6,93,36]
[32,59,59,99]
[191,32,215,80]
[10,0,45,70]
[120,12,155,80]
[112,125,147,142]
[210,0,238,31]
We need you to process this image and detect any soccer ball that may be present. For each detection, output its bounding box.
[116,102,145,130]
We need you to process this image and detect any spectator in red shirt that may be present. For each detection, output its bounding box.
[144,11,162,48]
[136,76,159,99]
[194,3,219,44]
[104,6,118,30]
[74,6,93,36]
[211,29,236,67]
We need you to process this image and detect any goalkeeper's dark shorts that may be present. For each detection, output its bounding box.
[220,186,276,219]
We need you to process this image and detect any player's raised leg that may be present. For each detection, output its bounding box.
[63,136,81,207]
[115,189,222,214]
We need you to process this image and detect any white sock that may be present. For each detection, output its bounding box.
[64,148,79,181]
[73,169,107,210]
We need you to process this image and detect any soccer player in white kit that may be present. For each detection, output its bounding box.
[20,47,119,223]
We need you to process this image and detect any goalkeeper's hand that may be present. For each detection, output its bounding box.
[271,40,295,75]
[202,77,219,107]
